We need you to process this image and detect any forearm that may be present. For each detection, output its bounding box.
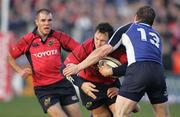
[112,63,127,77]
[77,44,113,71]
[71,75,85,87]
[7,54,22,73]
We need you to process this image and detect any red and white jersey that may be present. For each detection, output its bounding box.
[64,38,127,84]
[10,29,80,86]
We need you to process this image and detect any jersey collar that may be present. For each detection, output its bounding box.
[32,27,54,43]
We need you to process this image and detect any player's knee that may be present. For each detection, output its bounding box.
[116,107,132,117]
[92,108,112,117]
[92,111,112,117]
[68,111,82,117]
[132,104,141,113]
[47,107,67,117]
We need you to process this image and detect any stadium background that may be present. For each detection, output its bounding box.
[0,0,180,117]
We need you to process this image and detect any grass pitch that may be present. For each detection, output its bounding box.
[0,96,179,117]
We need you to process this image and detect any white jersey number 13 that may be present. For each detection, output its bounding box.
[137,28,160,48]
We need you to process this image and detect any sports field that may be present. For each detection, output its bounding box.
[0,96,179,117]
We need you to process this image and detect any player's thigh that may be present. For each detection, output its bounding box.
[108,103,116,116]
[91,105,112,117]
[47,102,67,117]
[152,102,170,117]
[63,102,82,117]
[115,95,137,115]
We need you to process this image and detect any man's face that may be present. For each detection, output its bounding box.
[35,12,52,37]
[94,30,109,49]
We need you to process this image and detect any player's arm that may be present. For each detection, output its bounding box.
[8,36,32,78]
[112,62,127,76]
[59,32,80,52]
[99,62,127,77]
[8,53,32,78]
[8,53,22,73]
[63,44,113,76]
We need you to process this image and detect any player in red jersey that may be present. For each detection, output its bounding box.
[8,9,82,117]
[64,23,139,117]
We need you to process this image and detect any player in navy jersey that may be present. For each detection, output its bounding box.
[8,9,82,117]
[63,6,170,117]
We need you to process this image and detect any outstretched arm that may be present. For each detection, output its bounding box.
[63,44,113,76]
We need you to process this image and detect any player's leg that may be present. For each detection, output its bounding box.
[146,62,170,117]
[115,95,137,117]
[91,105,112,117]
[47,103,67,117]
[152,102,170,117]
[108,103,115,116]
[63,102,82,117]
[132,103,141,113]
[60,86,82,117]
[34,83,68,117]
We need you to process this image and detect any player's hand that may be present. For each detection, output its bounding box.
[81,82,99,99]
[19,67,32,78]
[98,63,113,77]
[107,87,119,99]
[63,63,79,77]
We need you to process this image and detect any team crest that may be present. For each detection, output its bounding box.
[48,40,54,46]
[44,97,51,106]
[85,101,92,108]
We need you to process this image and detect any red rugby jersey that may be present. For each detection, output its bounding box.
[10,29,80,86]
[64,38,127,84]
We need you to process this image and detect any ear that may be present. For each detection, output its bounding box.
[133,15,137,23]
[35,19,38,26]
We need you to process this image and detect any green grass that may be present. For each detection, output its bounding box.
[0,96,179,117]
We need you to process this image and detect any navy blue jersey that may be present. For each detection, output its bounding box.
[108,23,162,66]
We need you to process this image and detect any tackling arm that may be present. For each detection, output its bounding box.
[63,44,113,76]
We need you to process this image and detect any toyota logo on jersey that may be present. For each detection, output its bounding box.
[33,49,58,58]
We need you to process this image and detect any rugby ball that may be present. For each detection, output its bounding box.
[98,57,121,68]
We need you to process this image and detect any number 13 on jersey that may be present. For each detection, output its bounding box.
[137,28,160,48]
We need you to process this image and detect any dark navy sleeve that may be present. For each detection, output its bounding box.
[112,62,127,77]
[60,64,85,87]
[108,23,132,51]
[71,75,85,87]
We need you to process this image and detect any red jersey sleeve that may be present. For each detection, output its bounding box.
[110,45,127,64]
[64,39,94,65]
[9,33,33,59]
[58,32,80,51]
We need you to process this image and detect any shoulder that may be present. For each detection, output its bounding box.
[82,38,93,45]
[21,32,37,44]
[23,32,35,39]
[82,38,94,49]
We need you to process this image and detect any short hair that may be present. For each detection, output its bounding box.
[136,6,155,26]
[95,22,114,39]
[35,8,52,19]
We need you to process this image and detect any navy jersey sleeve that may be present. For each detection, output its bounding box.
[108,23,132,51]
[112,62,127,77]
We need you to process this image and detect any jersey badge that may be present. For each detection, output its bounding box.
[48,40,54,46]
[44,97,51,107]
[85,101,92,108]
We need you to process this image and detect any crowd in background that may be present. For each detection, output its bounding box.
[1,0,180,74]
